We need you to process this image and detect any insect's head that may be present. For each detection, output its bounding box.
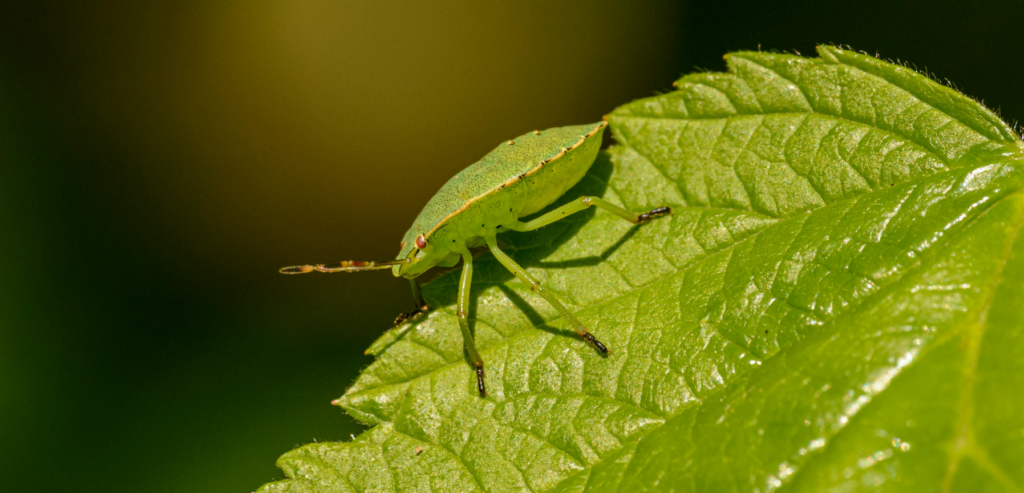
[393,233,439,278]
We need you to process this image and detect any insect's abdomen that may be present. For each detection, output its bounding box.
[397,122,606,260]
[518,129,602,217]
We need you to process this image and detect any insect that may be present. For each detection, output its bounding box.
[281,122,670,397]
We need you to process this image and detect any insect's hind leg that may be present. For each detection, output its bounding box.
[484,233,608,354]
[510,196,670,232]
[456,249,487,397]
[393,279,430,326]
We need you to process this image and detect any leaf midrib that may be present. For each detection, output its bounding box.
[940,192,1024,493]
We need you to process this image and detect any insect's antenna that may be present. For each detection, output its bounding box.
[279,259,410,274]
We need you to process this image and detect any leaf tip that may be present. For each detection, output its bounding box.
[815,44,842,63]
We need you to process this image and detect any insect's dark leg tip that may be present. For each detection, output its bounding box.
[475,366,486,398]
[582,333,609,354]
[393,305,430,326]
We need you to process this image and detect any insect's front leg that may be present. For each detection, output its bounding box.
[455,249,486,397]
[393,279,430,326]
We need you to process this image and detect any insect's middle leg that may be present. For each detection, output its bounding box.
[484,233,608,354]
[510,196,670,232]
[456,250,487,397]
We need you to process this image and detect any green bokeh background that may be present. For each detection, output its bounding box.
[2,1,1022,492]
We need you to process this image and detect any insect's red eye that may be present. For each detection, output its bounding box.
[415,235,427,249]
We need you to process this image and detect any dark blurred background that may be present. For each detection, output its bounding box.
[1,1,1022,492]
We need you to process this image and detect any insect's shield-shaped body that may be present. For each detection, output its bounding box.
[280,120,671,397]
[393,122,607,278]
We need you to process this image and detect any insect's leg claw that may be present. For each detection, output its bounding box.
[637,206,672,223]
[476,365,486,397]
[394,305,429,326]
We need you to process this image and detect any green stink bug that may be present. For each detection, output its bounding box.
[281,122,670,397]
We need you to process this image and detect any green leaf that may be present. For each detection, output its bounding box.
[260,46,1024,492]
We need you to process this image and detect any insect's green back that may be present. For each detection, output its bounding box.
[394,122,606,274]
